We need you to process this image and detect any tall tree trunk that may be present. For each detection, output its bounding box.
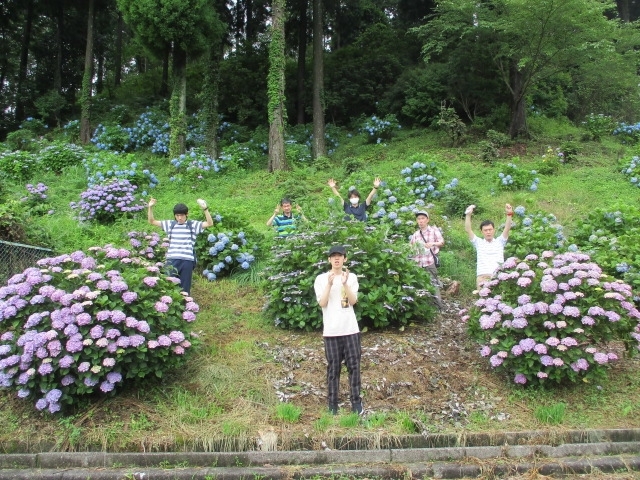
[53,0,64,126]
[96,43,104,94]
[267,0,287,171]
[160,45,170,97]
[203,42,223,159]
[80,0,95,144]
[312,0,326,159]
[114,12,123,87]
[296,0,308,125]
[246,0,255,45]
[508,65,527,139]
[15,0,34,123]
[169,47,187,157]
[617,0,630,22]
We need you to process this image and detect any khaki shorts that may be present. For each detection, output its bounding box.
[476,274,492,289]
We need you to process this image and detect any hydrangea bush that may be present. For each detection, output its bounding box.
[70,179,145,224]
[263,220,437,331]
[359,114,400,144]
[401,158,442,200]
[195,212,262,281]
[462,251,640,386]
[91,109,170,154]
[0,245,200,412]
[20,183,51,216]
[620,155,640,189]
[613,121,640,145]
[37,141,87,174]
[0,150,40,181]
[82,152,159,190]
[506,206,566,259]
[570,206,640,298]
[497,162,540,192]
[169,149,224,186]
[127,231,168,260]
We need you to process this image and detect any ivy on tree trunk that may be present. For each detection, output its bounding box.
[267,0,287,172]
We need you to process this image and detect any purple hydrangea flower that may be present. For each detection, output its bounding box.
[154,301,169,313]
[514,373,527,384]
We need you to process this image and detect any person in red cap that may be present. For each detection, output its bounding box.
[314,244,363,415]
[409,210,444,310]
[147,198,214,294]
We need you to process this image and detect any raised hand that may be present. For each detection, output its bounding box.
[327,178,337,188]
[341,268,349,284]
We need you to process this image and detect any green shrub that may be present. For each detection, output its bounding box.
[533,155,561,175]
[263,220,437,331]
[582,113,615,141]
[0,245,201,413]
[462,251,640,386]
[442,181,482,219]
[0,150,40,181]
[436,102,466,146]
[218,141,268,170]
[37,141,87,174]
[5,129,40,152]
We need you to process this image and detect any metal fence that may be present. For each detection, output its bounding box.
[0,240,54,285]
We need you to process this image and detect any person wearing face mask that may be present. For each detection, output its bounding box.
[327,177,381,222]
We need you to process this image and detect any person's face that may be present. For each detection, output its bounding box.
[349,194,359,205]
[328,253,345,269]
[174,213,187,225]
[481,224,495,241]
[416,215,429,229]
[281,202,292,215]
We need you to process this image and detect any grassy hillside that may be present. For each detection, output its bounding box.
[0,122,639,452]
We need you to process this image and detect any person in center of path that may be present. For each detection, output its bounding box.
[465,203,513,289]
[314,245,363,415]
[148,198,214,294]
[409,210,444,310]
[327,177,381,222]
[266,197,306,237]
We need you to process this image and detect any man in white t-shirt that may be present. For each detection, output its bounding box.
[465,203,513,289]
[314,245,363,415]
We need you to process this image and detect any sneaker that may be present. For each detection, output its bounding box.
[351,402,364,415]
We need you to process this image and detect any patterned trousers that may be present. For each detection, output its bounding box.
[323,333,361,407]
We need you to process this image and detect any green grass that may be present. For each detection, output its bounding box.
[275,403,302,423]
[534,402,567,425]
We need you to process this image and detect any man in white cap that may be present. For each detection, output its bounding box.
[409,210,444,310]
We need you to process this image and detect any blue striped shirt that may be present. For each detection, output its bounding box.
[161,220,204,261]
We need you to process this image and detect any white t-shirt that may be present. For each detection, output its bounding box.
[471,235,508,276]
[314,271,359,337]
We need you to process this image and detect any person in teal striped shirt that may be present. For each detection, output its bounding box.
[266,198,306,237]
